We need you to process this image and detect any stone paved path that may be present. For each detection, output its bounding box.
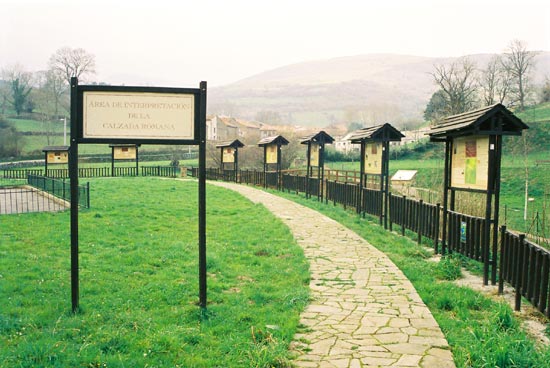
[210,182,455,368]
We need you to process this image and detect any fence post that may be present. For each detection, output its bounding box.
[515,234,526,311]
[87,182,90,208]
[401,195,406,236]
[418,200,424,244]
[498,226,506,294]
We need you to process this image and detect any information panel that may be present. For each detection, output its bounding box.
[47,151,69,164]
[82,91,195,141]
[222,147,235,163]
[113,146,137,160]
[451,136,489,190]
[266,144,278,164]
[364,142,382,174]
[310,143,320,167]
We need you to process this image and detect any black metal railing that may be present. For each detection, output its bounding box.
[27,175,90,209]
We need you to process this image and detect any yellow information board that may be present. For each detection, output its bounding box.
[364,142,382,174]
[266,144,278,164]
[451,136,489,190]
[222,147,235,163]
[310,143,320,167]
[113,146,137,160]
[47,151,68,164]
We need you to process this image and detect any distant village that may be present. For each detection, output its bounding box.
[206,115,430,153]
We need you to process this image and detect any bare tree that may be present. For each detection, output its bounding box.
[48,47,96,85]
[431,57,479,116]
[479,55,513,106]
[502,40,538,110]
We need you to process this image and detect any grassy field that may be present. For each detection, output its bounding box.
[272,189,550,367]
[0,178,309,367]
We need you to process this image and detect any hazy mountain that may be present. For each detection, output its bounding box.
[209,52,550,128]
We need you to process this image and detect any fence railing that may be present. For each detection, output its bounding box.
[27,175,90,209]
[186,165,550,316]
[389,194,441,248]
[141,165,178,177]
[446,210,487,262]
[1,169,44,179]
[0,186,69,215]
[500,227,550,315]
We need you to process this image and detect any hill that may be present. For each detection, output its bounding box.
[209,52,550,127]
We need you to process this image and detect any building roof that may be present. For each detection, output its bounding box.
[215,139,245,149]
[42,146,70,152]
[236,119,260,129]
[349,123,405,143]
[258,135,289,147]
[218,116,239,128]
[428,103,528,141]
[299,130,335,145]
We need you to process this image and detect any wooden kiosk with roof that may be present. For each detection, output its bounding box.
[350,124,404,228]
[258,135,289,190]
[300,131,334,200]
[43,146,70,177]
[109,144,140,177]
[428,104,528,285]
[215,139,244,183]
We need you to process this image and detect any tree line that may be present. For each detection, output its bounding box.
[0,47,96,157]
[1,47,96,118]
[425,40,549,123]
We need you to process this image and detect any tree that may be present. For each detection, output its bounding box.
[1,65,33,116]
[0,80,9,115]
[424,89,448,123]
[48,47,96,85]
[431,57,479,117]
[502,40,538,110]
[540,77,550,103]
[479,55,513,106]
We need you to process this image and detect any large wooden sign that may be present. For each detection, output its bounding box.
[222,147,235,163]
[451,136,489,190]
[266,144,278,164]
[76,86,201,144]
[364,142,382,174]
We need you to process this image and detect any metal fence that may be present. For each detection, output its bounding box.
[28,175,90,209]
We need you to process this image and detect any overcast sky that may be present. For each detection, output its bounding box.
[1,0,549,87]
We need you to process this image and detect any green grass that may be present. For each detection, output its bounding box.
[516,102,550,123]
[0,177,309,367]
[271,190,550,367]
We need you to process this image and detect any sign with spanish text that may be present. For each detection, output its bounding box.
[82,91,195,141]
[364,142,382,174]
[451,136,489,190]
